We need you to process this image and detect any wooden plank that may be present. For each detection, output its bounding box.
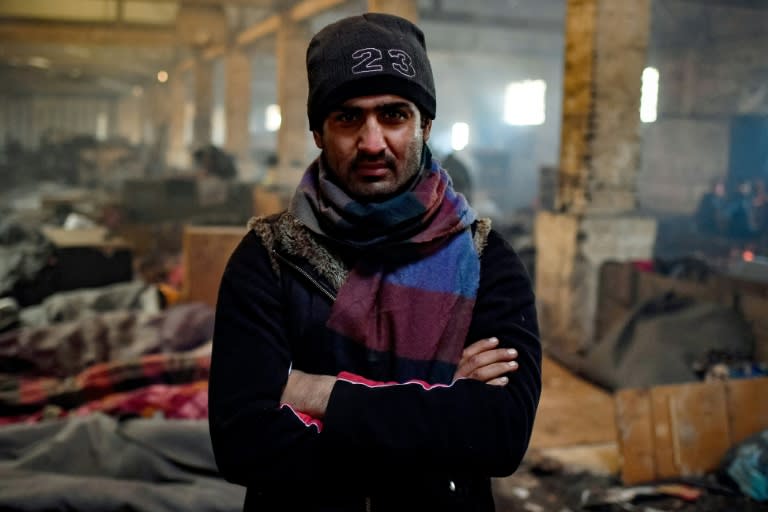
[181,225,245,307]
[725,377,768,445]
[615,388,656,484]
[529,356,617,449]
[650,381,731,479]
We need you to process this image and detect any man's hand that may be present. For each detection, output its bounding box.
[453,337,518,386]
[281,369,336,418]
[282,337,516,417]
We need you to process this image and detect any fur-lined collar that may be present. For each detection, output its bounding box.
[248,211,491,292]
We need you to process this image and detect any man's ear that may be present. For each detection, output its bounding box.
[421,119,432,142]
[312,130,323,149]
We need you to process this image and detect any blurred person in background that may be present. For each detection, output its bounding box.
[695,176,730,237]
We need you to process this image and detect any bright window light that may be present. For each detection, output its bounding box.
[183,103,195,145]
[265,104,281,132]
[640,67,659,123]
[504,80,546,126]
[451,122,470,151]
[96,111,108,141]
[211,106,226,146]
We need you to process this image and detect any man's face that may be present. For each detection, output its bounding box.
[313,94,432,201]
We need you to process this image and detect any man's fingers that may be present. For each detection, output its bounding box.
[463,347,518,371]
[460,337,499,362]
[453,339,522,384]
[455,346,519,379]
[468,361,518,383]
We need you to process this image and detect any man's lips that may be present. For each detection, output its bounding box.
[354,162,390,177]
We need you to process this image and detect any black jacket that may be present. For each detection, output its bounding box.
[209,212,542,511]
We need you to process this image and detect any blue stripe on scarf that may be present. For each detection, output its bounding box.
[383,229,479,297]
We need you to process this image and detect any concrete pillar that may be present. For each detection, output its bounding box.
[225,48,252,179]
[535,0,657,354]
[270,16,311,188]
[558,0,650,215]
[193,57,213,150]
[167,67,189,169]
[368,0,418,22]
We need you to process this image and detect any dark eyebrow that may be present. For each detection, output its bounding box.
[332,105,362,114]
[375,102,412,112]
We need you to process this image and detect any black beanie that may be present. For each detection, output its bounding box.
[306,13,436,131]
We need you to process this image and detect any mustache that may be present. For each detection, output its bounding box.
[353,152,396,169]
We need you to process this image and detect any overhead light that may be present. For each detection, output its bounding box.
[157,70,169,83]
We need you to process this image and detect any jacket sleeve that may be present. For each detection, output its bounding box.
[321,230,542,478]
[209,231,344,492]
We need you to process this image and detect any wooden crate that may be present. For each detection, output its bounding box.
[616,377,768,484]
[181,225,246,307]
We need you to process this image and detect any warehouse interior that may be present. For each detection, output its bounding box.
[1,0,767,510]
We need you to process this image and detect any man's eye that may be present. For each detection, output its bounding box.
[381,110,408,121]
[334,112,358,123]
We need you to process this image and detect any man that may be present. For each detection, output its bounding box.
[209,12,542,512]
[441,151,474,202]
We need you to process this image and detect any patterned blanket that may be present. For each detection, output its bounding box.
[0,345,210,420]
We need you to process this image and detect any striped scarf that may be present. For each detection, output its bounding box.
[290,147,479,384]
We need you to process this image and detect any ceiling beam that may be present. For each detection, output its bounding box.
[0,19,177,46]
[289,0,348,21]
[0,67,127,96]
[420,11,563,32]
[122,0,278,4]
[236,14,280,46]
[233,0,349,48]
[673,0,768,8]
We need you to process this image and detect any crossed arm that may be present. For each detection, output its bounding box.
[281,336,519,419]
[210,229,541,487]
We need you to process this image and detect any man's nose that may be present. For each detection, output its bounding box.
[357,116,386,154]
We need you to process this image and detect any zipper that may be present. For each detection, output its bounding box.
[273,250,337,302]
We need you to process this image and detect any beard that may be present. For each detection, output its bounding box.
[326,131,424,202]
